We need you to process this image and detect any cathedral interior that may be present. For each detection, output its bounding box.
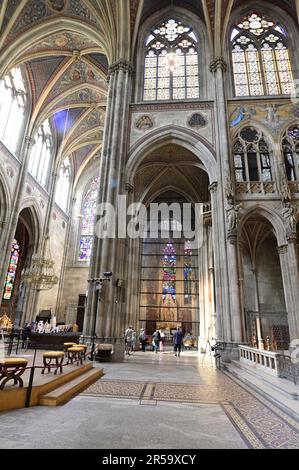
[0,0,299,450]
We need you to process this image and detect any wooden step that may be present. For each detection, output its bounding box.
[39,368,103,406]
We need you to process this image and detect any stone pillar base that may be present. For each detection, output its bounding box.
[99,337,125,362]
[216,341,245,363]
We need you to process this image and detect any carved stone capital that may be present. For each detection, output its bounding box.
[227,229,238,245]
[277,245,288,255]
[108,59,134,79]
[210,57,227,73]
[208,182,218,193]
[24,136,35,147]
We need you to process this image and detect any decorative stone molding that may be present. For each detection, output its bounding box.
[24,136,35,147]
[108,59,134,79]
[277,245,288,255]
[227,230,238,245]
[210,57,227,73]
[135,115,154,130]
[47,0,66,12]
[187,113,207,129]
[72,50,81,62]
[208,182,218,193]
[125,183,134,193]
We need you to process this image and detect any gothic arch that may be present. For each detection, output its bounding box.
[18,201,43,250]
[239,205,286,247]
[126,126,218,184]
[0,172,11,226]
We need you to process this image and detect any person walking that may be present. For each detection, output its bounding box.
[173,327,183,357]
[152,329,161,354]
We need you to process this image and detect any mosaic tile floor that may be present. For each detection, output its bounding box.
[83,363,299,449]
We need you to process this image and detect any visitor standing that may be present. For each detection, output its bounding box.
[159,330,165,352]
[125,326,133,355]
[152,329,161,354]
[173,327,183,357]
[132,329,137,352]
[139,329,147,352]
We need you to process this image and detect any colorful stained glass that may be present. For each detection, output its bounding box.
[144,18,199,101]
[162,243,176,305]
[79,177,99,261]
[232,12,295,97]
[3,240,20,300]
[184,241,192,304]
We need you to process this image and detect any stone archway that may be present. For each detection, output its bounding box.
[0,207,39,327]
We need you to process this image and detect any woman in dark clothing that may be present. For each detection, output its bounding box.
[152,330,161,353]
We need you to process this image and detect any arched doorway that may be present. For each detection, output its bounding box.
[1,208,37,327]
[240,215,289,351]
[126,143,214,348]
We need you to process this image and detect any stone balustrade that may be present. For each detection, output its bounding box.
[239,345,281,376]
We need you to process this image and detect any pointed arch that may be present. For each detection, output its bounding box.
[126,126,217,185]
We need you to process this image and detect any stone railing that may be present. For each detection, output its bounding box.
[236,181,276,196]
[239,345,281,376]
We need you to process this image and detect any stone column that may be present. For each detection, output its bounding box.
[209,56,244,358]
[0,136,35,295]
[84,59,133,340]
[209,182,232,343]
[227,231,243,343]
[278,243,299,341]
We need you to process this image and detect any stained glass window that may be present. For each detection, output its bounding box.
[55,157,71,212]
[184,241,192,305]
[233,127,272,182]
[162,243,177,305]
[2,240,20,300]
[79,177,99,261]
[231,12,295,97]
[144,18,199,101]
[28,119,54,189]
[282,125,299,181]
[0,67,28,155]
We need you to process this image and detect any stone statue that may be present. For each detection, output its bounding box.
[226,199,242,232]
[282,202,297,234]
[37,321,45,334]
[279,166,291,203]
[225,175,234,200]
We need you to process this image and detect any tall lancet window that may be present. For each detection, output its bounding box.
[28,119,54,189]
[0,67,28,155]
[144,18,199,101]
[162,243,177,305]
[233,127,272,182]
[55,157,72,212]
[231,12,295,97]
[2,240,21,300]
[79,177,99,262]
